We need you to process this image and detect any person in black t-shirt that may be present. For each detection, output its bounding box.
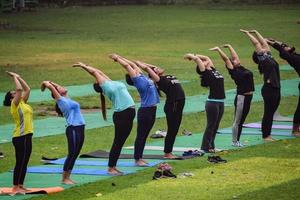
[210,45,255,147]
[184,53,225,153]
[267,39,300,136]
[135,60,185,159]
[241,29,281,142]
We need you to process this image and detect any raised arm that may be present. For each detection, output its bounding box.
[240,29,264,52]
[209,47,233,69]
[223,44,240,66]
[109,54,139,77]
[184,53,206,72]
[6,71,22,106]
[250,30,270,51]
[17,75,30,103]
[41,81,61,100]
[135,61,160,82]
[73,62,110,84]
[117,55,142,74]
[195,54,214,67]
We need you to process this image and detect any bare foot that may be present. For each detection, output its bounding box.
[263,136,276,142]
[292,132,300,137]
[107,167,123,176]
[135,159,149,167]
[163,153,178,159]
[62,178,76,185]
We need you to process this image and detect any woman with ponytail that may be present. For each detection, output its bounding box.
[3,72,33,195]
[109,54,159,166]
[73,62,135,175]
[41,81,85,184]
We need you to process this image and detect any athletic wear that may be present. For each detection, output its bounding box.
[201,101,224,151]
[108,107,136,167]
[157,75,185,103]
[199,68,225,99]
[272,43,300,124]
[134,106,157,160]
[200,68,225,151]
[257,52,281,88]
[131,74,160,107]
[164,99,185,153]
[63,125,85,171]
[261,85,281,138]
[232,94,253,142]
[57,97,85,127]
[11,100,33,138]
[13,134,32,185]
[100,80,135,112]
[228,66,255,95]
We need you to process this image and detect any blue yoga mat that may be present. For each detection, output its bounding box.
[26,166,132,176]
[44,158,162,167]
[218,127,294,137]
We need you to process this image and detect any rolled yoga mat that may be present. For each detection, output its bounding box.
[0,187,64,195]
[243,123,292,130]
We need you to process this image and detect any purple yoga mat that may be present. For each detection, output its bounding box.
[243,123,292,130]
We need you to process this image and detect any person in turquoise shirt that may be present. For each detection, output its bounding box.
[73,62,135,176]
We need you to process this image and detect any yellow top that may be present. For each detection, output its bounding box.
[10,99,34,138]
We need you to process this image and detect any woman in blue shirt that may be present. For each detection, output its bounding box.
[41,81,85,184]
[109,54,159,166]
[73,62,135,175]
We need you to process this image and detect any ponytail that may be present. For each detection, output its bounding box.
[55,103,63,117]
[93,83,107,121]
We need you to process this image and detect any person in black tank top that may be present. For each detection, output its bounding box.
[210,45,255,147]
[268,39,300,136]
[241,29,281,142]
[184,53,225,153]
[135,60,185,159]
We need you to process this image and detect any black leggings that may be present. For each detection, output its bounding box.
[13,134,32,186]
[109,107,136,167]
[164,99,185,153]
[201,101,224,151]
[63,125,85,171]
[232,94,253,142]
[261,84,281,138]
[134,106,157,160]
[293,84,300,124]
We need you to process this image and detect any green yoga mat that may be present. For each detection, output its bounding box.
[0,78,299,144]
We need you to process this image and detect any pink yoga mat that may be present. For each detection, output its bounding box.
[243,123,292,130]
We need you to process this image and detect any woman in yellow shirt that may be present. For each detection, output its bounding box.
[3,71,33,195]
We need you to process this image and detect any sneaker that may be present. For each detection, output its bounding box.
[182,129,192,136]
[232,141,244,147]
[162,170,177,178]
[207,156,219,164]
[0,152,3,158]
[152,170,163,180]
[150,129,167,138]
[214,156,227,163]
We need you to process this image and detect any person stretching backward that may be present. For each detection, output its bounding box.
[241,29,280,141]
[3,72,33,194]
[184,54,225,153]
[41,81,85,184]
[73,62,135,175]
[110,54,159,166]
[135,60,185,159]
[210,45,255,147]
[267,39,300,137]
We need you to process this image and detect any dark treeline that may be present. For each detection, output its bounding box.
[39,0,300,7]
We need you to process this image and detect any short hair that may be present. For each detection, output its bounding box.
[125,74,133,86]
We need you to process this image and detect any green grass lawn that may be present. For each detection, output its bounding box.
[0,4,300,200]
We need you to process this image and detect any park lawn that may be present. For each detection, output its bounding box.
[0,4,299,200]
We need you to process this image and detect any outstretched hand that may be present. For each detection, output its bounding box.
[40,81,50,92]
[6,71,20,78]
[134,60,148,70]
[72,62,87,68]
[183,53,196,61]
[109,54,119,61]
[239,29,249,33]
[222,44,231,48]
[209,47,220,51]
